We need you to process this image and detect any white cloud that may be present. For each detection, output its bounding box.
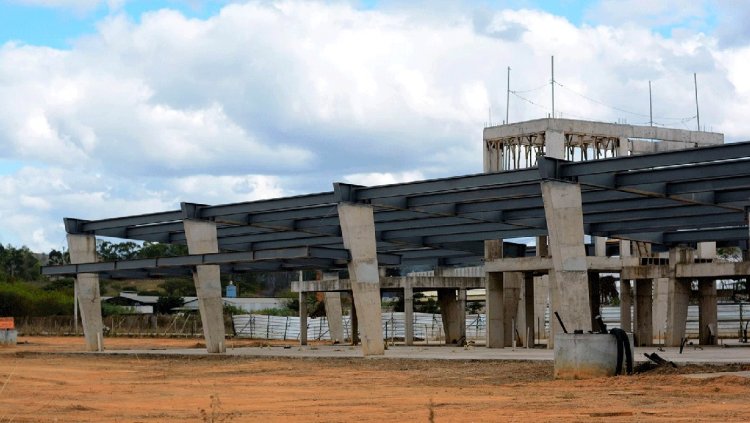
[2,1,750,251]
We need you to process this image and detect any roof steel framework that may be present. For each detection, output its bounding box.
[43,140,750,279]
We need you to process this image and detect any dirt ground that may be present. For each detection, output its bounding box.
[3,337,750,422]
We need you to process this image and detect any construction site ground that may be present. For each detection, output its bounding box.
[3,337,750,422]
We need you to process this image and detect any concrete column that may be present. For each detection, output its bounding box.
[698,280,718,345]
[522,272,535,346]
[617,136,630,156]
[620,240,631,258]
[533,275,549,343]
[594,237,607,257]
[665,247,693,346]
[438,289,461,344]
[184,220,226,354]
[503,272,523,346]
[541,181,592,344]
[652,277,669,344]
[66,234,104,352]
[619,280,633,332]
[349,293,359,345]
[324,292,344,343]
[404,282,414,346]
[545,129,566,159]
[457,288,467,341]
[299,291,308,346]
[485,240,504,348]
[536,236,549,257]
[589,272,601,331]
[337,203,383,356]
[697,242,717,260]
[634,279,653,346]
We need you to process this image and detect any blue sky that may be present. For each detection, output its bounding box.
[0,0,748,251]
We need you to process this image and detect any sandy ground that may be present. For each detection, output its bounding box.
[2,337,750,422]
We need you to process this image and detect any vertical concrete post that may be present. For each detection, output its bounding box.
[617,136,630,157]
[588,272,602,331]
[652,277,669,344]
[541,181,592,342]
[485,239,504,348]
[545,130,566,159]
[66,234,104,352]
[337,203,383,356]
[184,220,226,353]
[438,289,459,344]
[299,291,308,346]
[698,280,718,345]
[594,237,607,257]
[619,280,633,332]
[457,288,467,341]
[503,272,523,346]
[349,293,359,345]
[665,247,693,346]
[324,292,344,343]
[533,275,549,343]
[523,272,535,346]
[634,279,653,346]
[404,281,414,346]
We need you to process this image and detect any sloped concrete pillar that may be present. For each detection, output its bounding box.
[634,279,653,346]
[503,272,523,346]
[67,234,104,352]
[485,240,504,348]
[184,220,226,353]
[665,247,692,347]
[542,181,592,347]
[338,203,383,356]
[404,282,414,346]
[620,280,633,332]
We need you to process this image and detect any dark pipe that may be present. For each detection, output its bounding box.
[554,311,568,334]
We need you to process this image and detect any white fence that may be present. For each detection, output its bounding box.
[234,303,750,341]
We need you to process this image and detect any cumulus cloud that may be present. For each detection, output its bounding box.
[2,1,750,250]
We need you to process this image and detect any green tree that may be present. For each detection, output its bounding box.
[155,295,184,314]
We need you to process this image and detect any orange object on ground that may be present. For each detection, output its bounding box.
[0,317,14,329]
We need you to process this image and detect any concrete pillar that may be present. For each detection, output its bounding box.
[541,181,592,345]
[634,279,653,346]
[457,288,467,341]
[545,130,566,159]
[324,292,344,343]
[503,272,523,346]
[184,220,226,354]
[522,272,535,346]
[588,272,602,331]
[619,280,633,332]
[66,234,104,352]
[533,275,549,342]
[698,280,718,345]
[653,277,669,344]
[337,203,383,356]
[536,236,549,258]
[665,247,693,346]
[697,242,717,260]
[617,136,630,156]
[485,240,504,348]
[620,240,631,258]
[438,289,462,344]
[594,237,607,257]
[349,293,359,345]
[299,291,308,346]
[404,282,414,346]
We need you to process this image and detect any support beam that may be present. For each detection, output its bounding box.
[634,279,653,346]
[485,240,504,348]
[589,271,602,331]
[522,272,535,346]
[437,289,461,344]
[542,181,592,346]
[338,203,384,356]
[653,277,669,345]
[67,234,104,352]
[184,220,226,353]
[404,282,414,346]
[533,275,549,343]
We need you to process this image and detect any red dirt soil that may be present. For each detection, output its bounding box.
[2,336,750,422]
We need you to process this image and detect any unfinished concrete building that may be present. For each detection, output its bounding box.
[43,118,750,356]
